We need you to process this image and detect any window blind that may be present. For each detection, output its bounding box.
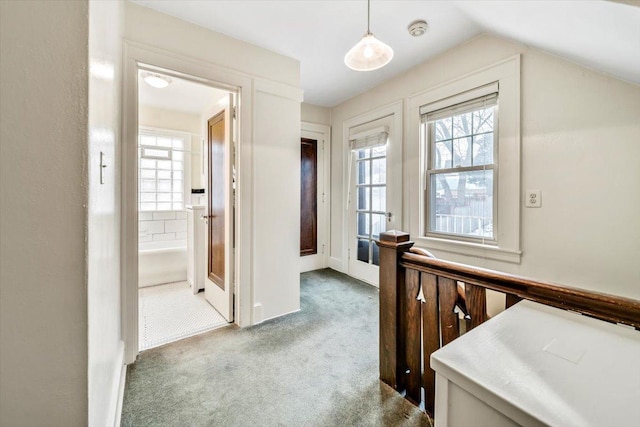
[420,82,499,122]
[349,126,388,151]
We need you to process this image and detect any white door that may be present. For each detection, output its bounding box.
[203,93,235,321]
[347,114,401,286]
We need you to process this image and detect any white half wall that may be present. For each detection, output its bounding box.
[0,1,90,425]
[330,34,640,299]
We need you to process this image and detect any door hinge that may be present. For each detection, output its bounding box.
[321,192,325,203]
[321,244,325,254]
[322,140,325,150]
[348,248,351,260]
[233,106,237,120]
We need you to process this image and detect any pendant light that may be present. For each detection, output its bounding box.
[344,0,393,71]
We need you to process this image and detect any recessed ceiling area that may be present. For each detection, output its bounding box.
[131,0,640,107]
[138,70,229,114]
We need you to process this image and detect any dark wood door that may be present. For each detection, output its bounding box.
[300,138,318,256]
[208,112,225,289]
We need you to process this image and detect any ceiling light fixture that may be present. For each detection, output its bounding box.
[344,0,393,72]
[141,71,172,89]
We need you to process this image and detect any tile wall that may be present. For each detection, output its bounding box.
[139,210,188,243]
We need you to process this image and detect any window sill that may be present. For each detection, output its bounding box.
[414,235,521,264]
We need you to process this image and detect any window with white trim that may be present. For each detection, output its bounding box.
[138,130,188,211]
[422,86,498,242]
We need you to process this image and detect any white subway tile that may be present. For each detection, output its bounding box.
[138,235,152,243]
[176,232,187,240]
[153,212,176,220]
[152,233,176,241]
[165,219,187,233]
[139,212,153,221]
[175,211,187,219]
[140,220,164,234]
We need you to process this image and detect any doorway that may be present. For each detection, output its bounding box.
[135,68,236,350]
[345,103,402,286]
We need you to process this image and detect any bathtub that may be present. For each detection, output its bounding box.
[138,240,187,287]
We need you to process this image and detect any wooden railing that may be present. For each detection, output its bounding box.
[377,230,640,415]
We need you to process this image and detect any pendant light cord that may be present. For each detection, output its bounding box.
[367,0,371,34]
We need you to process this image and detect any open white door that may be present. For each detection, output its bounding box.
[203,93,235,321]
[347,114,402,286]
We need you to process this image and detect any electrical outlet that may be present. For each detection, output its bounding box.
[526,190,541,208]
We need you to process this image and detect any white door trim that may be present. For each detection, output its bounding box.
[342,101,403,286]
[300,122,331,273]
[121,41,254,364]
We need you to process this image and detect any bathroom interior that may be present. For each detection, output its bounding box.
[137,70,233,351]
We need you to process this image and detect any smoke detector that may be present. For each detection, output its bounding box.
[408,20,428,37]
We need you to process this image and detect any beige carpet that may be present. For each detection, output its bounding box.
[138,281,228,350]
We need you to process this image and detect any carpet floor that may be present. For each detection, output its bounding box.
[121,269,432,426]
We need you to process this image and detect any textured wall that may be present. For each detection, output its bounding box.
[0,1,90,425]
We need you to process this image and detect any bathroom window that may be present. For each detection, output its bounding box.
[138,129,189,211]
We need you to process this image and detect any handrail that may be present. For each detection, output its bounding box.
[401,251,640,329]
[376,230,640,417]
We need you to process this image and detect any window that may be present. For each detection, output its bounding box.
[138,130,188,211]
[423,88,497,242]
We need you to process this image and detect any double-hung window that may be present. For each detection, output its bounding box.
[138,129,188,212]
[422,83,498,242]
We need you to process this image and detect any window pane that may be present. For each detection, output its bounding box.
[430,170,493,238]
[371,158,386,184]
[172,202,183,210]
[434,141,452,169]
[434,118,452,141]
[357,239,370,263]
[372,242,380,266]
[172,151,184,161]
[172,138,184,150]
[473,107,494,134]
[357,160,370,185]
[173,161,183,171]
[357,212,369,237]
[173,193,183,202]
[140,193,156,202]
[473,133,494,166]
[157,193,171,202]
[357,148,370,159]
[140,202,156,211]
[357,186,370,211]
[140,159,155,169]
[172,180,183,192]
[452,137,472,167]
[453,112,472,138]
[157,180,171,192]
[371,186,385,212]
[140,135,156,146]
[142,147,171,159]
[157,202,171,211]
[372,145,386,157]
[157,137,172,147]
[173,170,184,181]
[140,169,155,179]
[157,160,171,170]
[140,180,156,192]
[157,170,171,179]
[371,214,385,239]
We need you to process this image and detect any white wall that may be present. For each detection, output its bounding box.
[302,102,331,126]
[124,1,302,328]
[87,1,124,425]
[330,34,640,299]
[0,1,89,425]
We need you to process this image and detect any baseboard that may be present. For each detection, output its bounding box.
[328,256,344,273]
[112,340,126,427]
[260,308,301,324]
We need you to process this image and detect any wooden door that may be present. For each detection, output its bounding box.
[300,138,318,256]
[208,112,225,288]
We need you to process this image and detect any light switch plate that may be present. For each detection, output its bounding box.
[526,190,541,208]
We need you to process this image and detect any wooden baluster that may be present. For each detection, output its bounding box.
[465,283,488,330]
[404,269,422,405]
[377,231,414,391]
[421,273,439,415]
[438,277,459,346]
[506,293,522,309]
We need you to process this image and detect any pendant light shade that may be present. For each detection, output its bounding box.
[344,0,393,71]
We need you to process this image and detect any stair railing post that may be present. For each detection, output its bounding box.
[377,230,414,391]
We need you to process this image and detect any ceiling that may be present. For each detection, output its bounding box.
[138,71,230,114]
[131,0,640,107]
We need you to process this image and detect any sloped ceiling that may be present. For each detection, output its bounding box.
[130,0,640,107]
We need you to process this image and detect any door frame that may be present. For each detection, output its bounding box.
[341,101,403,286]
[300,122,331,273]
[121,41,253,364]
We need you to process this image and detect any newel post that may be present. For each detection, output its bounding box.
[377,230,414,391]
